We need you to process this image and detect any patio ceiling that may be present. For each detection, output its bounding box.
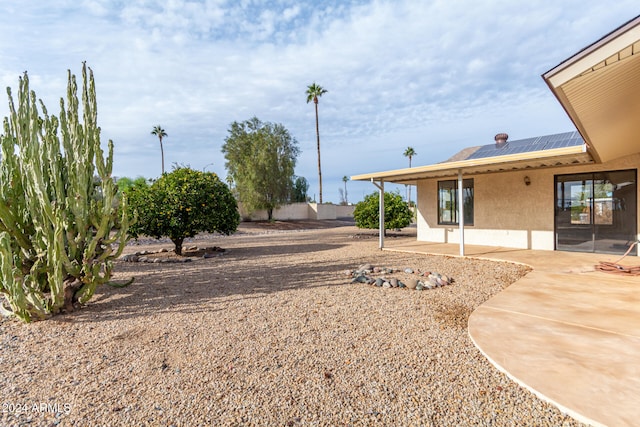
[543,15,640,164]
[351,144,592,185]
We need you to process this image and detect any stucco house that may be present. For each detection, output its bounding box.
[352,15,640,256]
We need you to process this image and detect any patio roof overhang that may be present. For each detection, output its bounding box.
[351,144,592,185]
[543,15,640,164]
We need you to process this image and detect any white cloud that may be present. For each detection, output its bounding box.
[0,0,638,202]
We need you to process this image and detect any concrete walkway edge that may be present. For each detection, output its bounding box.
[384,242,640,427]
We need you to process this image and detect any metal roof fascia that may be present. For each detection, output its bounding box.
[350,144,587,182]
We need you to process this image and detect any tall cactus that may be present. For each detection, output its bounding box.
[0,63,129,322]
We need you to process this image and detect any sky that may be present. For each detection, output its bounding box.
[0,1,637,204]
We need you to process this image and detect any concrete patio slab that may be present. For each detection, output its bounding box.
[383,240,640,427]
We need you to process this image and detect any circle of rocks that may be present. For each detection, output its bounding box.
[119,246,226,263]
[347,263,454,290]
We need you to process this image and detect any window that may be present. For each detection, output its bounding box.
[438,179,474,225]
[555,170,636,254]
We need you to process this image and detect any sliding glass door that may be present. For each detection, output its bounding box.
[555,170,637,254]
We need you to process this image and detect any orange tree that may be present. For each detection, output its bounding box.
[353,191,412,234]
[126,167,239,254]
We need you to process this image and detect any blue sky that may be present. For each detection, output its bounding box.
[0,1,637,204]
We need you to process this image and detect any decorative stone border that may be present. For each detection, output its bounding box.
[119,246,226,263]
[348,263,454,290]
[120,251,193,263]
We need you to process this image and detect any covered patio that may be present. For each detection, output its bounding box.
[351,138,592,255]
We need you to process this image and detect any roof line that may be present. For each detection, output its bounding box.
[351,144,588,182]
[542,15,640,81]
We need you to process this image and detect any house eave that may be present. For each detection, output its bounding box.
[543,15,640,164]
[351,145,591,185]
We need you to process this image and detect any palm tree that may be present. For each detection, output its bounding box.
[306,83,328,204]
[151,125,168,175]
[403,147,417,209]
[342,175,349,205]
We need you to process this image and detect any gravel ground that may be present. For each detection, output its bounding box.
[0,223,585,426]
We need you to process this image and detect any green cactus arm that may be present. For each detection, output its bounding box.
[0,203,33,252]
[0,64,130,322]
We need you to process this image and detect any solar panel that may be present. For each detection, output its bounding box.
[465,131,584,160]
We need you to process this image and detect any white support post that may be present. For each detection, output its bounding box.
[371,178,385,249]
[458,169,465,256]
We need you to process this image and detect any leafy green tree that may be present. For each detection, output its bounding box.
[113,176,143,206]
[306,82,328,204]
[222,117,300,220]
[126,167,239,255]
[151,125,168,175]
[353,191,412,234]
[0,64,129,322]
[116,176,149,194]
[290,176,309,203]
[115,176,149,219]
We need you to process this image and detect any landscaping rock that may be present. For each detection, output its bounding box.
[349,262,455,292]
[357,263,373,272]
[351,275,368,284]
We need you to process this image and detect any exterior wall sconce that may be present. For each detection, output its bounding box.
[524,176,531,186]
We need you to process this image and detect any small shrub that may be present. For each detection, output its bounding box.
[353,191,412,232]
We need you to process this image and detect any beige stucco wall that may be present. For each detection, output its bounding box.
[240,202,310,221]
[308,203,336,220]
[335,205,356,218]
[416,153,640,250]
[240,203,354,221]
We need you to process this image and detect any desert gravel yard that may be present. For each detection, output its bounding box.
[1,222,585,426]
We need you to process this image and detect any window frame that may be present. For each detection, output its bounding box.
[437,178,474,226]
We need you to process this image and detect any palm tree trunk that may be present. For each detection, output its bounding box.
[408,156,412,214]
[160,138,165,175]
[314,101,322,204]
[344,181,347,204]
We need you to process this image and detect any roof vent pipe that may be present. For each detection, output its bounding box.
[495,133,508,148]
